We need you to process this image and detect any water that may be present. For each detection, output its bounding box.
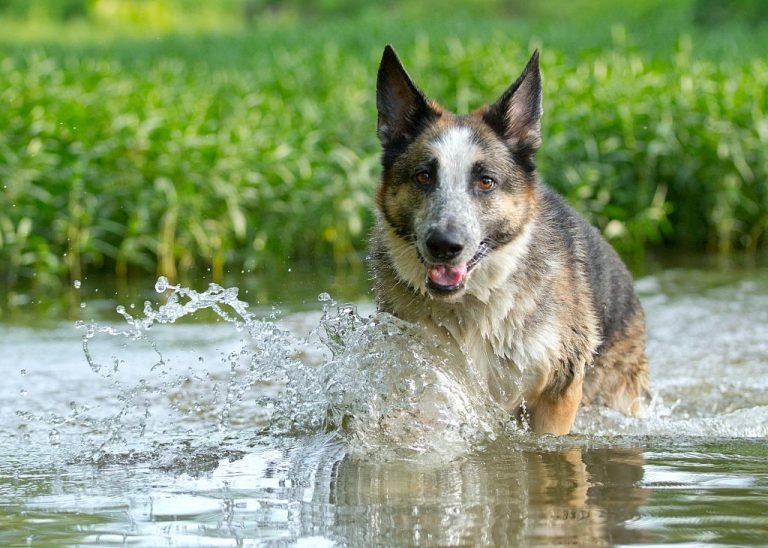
[1,265,767,546]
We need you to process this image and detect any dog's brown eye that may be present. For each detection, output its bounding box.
[414,171,431,185]
[478,176,496,191]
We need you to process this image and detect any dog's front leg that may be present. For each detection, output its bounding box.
[527,374,584,435]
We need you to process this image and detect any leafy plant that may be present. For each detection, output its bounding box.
[1,4,766,295]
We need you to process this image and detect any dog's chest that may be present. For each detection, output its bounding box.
[425,297,559,408]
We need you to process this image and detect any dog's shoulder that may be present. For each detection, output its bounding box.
[536,184,642,343]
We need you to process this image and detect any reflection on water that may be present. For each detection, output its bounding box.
[1,434,652,545]
[323,444,648,546]
[1,265,768,545]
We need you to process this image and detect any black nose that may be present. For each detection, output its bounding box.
[425,229,464,261]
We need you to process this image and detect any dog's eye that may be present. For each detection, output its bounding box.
[414,171,431,186]
[478,176,496,192]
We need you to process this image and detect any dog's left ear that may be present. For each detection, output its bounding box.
[483,50,542,153]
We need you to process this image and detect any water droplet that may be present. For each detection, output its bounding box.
[19,389,27,397]
[73,280,81,289]
[116,305,126,314]
[318,292,332,303]
[155,276,169,293]
[49,429,60,446]
[20,369,26,376]
[80,302,87,309]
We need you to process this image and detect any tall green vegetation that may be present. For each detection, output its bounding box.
[1,42,378,287]
[1,0,767,294]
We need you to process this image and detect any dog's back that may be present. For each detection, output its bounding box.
[370,46,649,434]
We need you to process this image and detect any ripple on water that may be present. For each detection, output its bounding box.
[3,270,768,546]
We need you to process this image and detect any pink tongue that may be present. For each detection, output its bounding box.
[427,264,468,288]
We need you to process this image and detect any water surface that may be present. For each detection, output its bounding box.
[1,265,767,546]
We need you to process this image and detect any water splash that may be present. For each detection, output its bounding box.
[317,304,513,458]
[71,278,295,458]
[69,278,512,463]
[54,271,768,464]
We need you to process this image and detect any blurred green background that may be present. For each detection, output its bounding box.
[1,0,767,313]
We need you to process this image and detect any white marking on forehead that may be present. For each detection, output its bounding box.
[429,126,479,186]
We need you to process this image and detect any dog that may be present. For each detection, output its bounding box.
[368,45,649,435]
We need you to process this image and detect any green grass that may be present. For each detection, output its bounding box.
[1,0,767,300]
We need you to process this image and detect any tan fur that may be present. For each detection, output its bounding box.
[528,376,584,435]
[582,309,649,415]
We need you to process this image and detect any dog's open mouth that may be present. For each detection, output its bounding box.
[424,243,487,294]
[427,263,468,291]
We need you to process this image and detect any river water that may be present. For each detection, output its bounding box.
[1,264,767,546]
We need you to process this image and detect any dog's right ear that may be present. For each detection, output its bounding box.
[376,45,438,145]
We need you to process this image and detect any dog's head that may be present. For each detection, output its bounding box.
[375,45,541,301]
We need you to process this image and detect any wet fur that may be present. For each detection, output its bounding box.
[369,45,649,435]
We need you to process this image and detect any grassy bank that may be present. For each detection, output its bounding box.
[1,0,767,297]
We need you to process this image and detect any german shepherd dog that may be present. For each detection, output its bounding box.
[369,46,649,435]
